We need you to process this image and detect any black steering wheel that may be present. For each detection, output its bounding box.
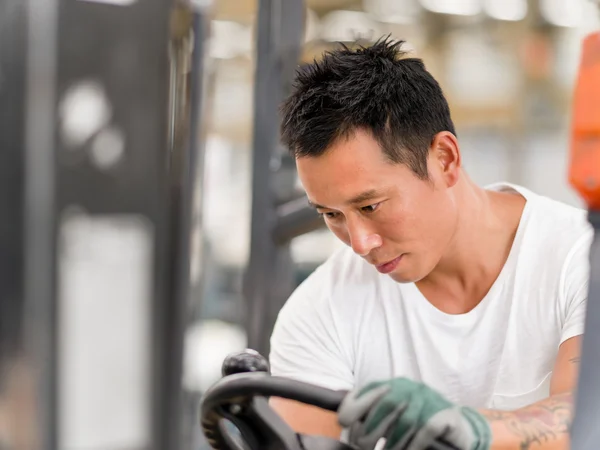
[198,350,358,450]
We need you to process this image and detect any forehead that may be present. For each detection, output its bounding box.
[295,130,414,202]
[299,128,384,164]
[297,131,389,179]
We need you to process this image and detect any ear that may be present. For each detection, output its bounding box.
[430,131,461,188]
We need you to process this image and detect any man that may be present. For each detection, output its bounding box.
[268,37,591,450]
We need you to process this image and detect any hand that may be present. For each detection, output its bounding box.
[337,378,491,450]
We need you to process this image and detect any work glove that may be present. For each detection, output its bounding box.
[337,378,492,450]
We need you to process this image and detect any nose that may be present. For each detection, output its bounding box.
[347,217,382,256]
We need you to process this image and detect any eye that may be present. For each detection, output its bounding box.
[361,203,380,213]
[318,211,340,220]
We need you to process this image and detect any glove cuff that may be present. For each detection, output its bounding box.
[460,406,492,450]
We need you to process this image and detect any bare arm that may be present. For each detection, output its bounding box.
[481,336,581,450]
[269,336,582,447]
[269,397,343,439]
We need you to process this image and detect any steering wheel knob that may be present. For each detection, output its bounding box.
[222,349,271,377]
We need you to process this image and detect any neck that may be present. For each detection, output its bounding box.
[416,176,525,313]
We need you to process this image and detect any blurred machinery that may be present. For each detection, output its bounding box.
[0,0,599,449]
[0,0,207,448]
[568,5,600,447]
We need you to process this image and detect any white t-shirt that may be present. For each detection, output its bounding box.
[269,183,592,411]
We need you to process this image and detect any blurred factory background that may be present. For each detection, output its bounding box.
[1,0,597,449]
[183,0,599,447]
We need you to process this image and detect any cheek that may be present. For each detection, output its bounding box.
[381,198,440,242]
[377,218,403,241]
[414,195,457,243]
[377,204,409,238]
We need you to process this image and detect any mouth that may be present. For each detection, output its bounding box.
[375,255,403,274]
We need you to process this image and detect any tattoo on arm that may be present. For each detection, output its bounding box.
[484,393,573,450]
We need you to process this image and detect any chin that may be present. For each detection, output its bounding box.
[388,270,423,284]
[387,257,428,284]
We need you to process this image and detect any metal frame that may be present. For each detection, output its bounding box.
[0,2,35,448]
[168,5,212,449]
[274,197,325,245]
[565,20,600,449]
[243,0,321,356]
[52,3,178,448]
[0,0,26,380]
[571,211,600,449]
[0,0,202,448]
[24,0,60,445]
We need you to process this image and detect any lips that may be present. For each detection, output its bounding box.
[375,255,403,274]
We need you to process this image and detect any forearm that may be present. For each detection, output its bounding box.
[480,392,573,450]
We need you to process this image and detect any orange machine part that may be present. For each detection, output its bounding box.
[569,32,600,210]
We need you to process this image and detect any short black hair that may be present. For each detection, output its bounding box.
[280,37,456,179]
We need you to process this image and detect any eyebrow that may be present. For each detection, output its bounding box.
[308,189,382,210]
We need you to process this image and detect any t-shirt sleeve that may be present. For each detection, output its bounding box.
[560,230,593,345]
[269,276,355,391]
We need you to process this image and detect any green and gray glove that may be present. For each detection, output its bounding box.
[337,378,492,450]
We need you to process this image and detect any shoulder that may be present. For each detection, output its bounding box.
[491,183,592,258]
[505,185,592,304]
[523,193,592,339]
[525,188,592,258]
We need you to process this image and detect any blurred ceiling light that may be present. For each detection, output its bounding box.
[420,0,481,16]
[540,0,583,27]
[445,32,520,106]
[320,10,383,42]
[210,20,252,59]
[190,0,213,10]
[77,0,137,5]
[183,320,247,393]
[581,0,600,32]
[305,9,321,43]
[363,0,421,24]
[483,0,527,21]
[291,229,346,264]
